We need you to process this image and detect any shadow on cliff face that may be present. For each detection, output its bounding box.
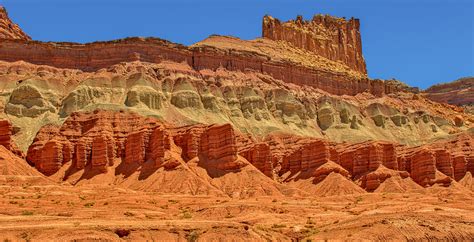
[196,155,247,179]
[62,161,116,184]
[115,159,164,181]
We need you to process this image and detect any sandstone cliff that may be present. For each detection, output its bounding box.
[263,15,366,74]
[0,6,31,40]
[0,7,418,97]
[424,77,474,107]
[22,110,474,192]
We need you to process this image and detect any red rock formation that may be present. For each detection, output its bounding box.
[425,77,474,106]
[281,140,330,175]
[27,110,163,175]
[338,142,386,178]
[453,155,467,181]
[0,120,14,150]
[264,132,472,188]
[0,6,31,40]
[241,143,273,177]
[360,166,410,192]
[173,125,207,162]
[380,143,398,170]
[312,161,350,184]
[125,131,148,165]
[0,7,416,97]
[35,140,64,176]
[91,134,114,172]
[409,149,436,187]
[75,138,90,170]
[0,119,23,157]
[262,15,366,74]
[433,149,453,177]
[199,124,246,170]
[27,111,251,175]
[147,127,169,167]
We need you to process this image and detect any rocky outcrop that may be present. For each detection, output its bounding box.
[338,142,394,179]
[360,166,410,192]
[0,6,31,40]
[241,143,273,177]
[263,132,473,188]
[199,124,245,170]
[280,140,330,175]
[424,77,474,106]
[0,120,14,150]
[27,110,164,175]
[26,111,249,175]
[408,149,436,187]
[263,15,366,74]
[0,120,23,157]
[0,6,418,97]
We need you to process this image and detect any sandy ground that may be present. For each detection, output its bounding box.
[0,183,473,241]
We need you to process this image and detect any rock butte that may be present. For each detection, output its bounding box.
[0,6,473,240]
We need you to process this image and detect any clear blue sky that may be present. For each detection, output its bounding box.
[1,0,473,89]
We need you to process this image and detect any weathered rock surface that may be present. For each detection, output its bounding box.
[425,77,474,107]
[262,15,366,74]
[27,110,164,175]
[0,6,31,40]
[0,120,23,157]
[0,6,473,197]
[0,7,420,98]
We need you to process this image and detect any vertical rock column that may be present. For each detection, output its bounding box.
[434,149,453,178]
[199,124,239,169]
[410,149,436,187]
[147,127,169,167]
[243,143,273,177]
[0,120,13,150]
[453,155,467,181]
[37,140,64,176]
[91,134,115,172]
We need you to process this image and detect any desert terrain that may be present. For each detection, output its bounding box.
[0,5,473,241]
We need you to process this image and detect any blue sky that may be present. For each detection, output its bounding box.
[1,0,473,89]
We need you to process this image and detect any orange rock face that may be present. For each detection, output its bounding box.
[0,7,31,40]
[0,7,417,97]
[263,15,366,74]
[199,124,244,170]
[241,143,273,177]
[26,111,251,175]
[0,119,23,158]
[281,140,330,175]
[0,120,14,150]
[27,110,164,175]
[260,132,473,189]
[425,77,474,107]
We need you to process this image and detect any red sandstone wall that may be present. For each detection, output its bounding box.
[0,7,31,40]
[0,39,412,97]
[262,15,366,74]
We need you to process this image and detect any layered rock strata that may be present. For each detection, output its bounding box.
[425,77,474,106]
[0,7,31,40]
[262,15,366,74]
[0,6,416,97]
[0,120,23,157]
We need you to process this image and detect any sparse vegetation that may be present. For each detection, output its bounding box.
[186,230,199,242]
[271,224,286,229]
[182,211,192,219]
[84,202,95,208]
[124,211,135,217]
[21,210,33,216]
